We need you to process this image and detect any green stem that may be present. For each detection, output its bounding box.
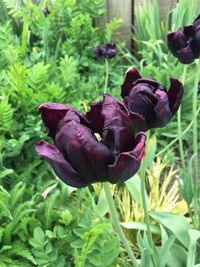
[187,204,195,227]
[177,65,187,171]
[156,106,200,157]
[193,58,200,227]
[104,58,109,94]
[140,131,156,266]
[103,182,139,267]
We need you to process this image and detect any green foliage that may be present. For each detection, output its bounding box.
[130,0,200,158]
[0,0,126,201]
[0,0,199,266]
[0,1,125,266]
[59,55,79,87]
[72,221,119,267]
[27,62,50,91]
[134,0,199,52]
[2,0,21,17]
[0,96,14,132]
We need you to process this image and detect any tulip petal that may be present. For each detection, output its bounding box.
[108,133,146,183]
[121,68,141,98]
[195,30,200,46]
[86,100,104,134]
[101,94,135,155]
[183,25,194,38]
[168,78,184,115]
[39,103,72,138]
[124,84,157,130]
[35,140,88,188]
[154,89,172,127]
[129,111,148,132]
[133,78,161,91]
[87,94,135,154]
[176,47,195,64]
[193,16,200,46]
[55,116,114,183]
[167,32,179,57]
[39,103,89,139]
[124,97,150,132]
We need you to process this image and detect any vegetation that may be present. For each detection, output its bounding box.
[0,0,200,266]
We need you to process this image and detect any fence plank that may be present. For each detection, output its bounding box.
[103,0,199,49]
[104,0,132,49]
[103,0,176,49]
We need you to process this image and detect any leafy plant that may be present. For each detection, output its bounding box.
[73,223,119,267]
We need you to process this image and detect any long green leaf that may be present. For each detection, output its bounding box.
[150,212,190,247]
[187,230,200,267]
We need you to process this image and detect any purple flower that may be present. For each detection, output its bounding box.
[35,99,146,188]
[93,43,117,59]
[167,15,200,64]
[121,68,184,132]
[38,103,90,139]
[193,15,200,46]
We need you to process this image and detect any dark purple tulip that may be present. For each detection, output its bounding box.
[193,15,200,46]
[93,43,117,59]
[35,100,146,187]
[121,68,184,132]
[167,26,199,64]
[167,15,200,64]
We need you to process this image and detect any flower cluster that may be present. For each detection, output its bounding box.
[93,43,117,58]
[35,67,183,188]
[167,15,200,64]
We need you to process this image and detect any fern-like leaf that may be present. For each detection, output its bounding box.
[7,63,28,93]
[59,55,79,87]
[2,0,21,17]
[0,95,13,132]
[8,241,36,265]
[27,62,50,91]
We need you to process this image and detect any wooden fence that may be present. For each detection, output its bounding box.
[103,0,176,49]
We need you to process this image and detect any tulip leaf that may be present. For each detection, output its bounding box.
[96,188,109,218]
[121,221,160,235]
[140,248,153,267]
[136,231,157,254]
[156,235,175,267]
[150,212,190,247]
[125,174,149,207]
[160,225,169,246]
[137,231,150,252]
[167,243,187,267]
[181,154,195,205]
[187,229,200,267]
[145,135,157,168]
[181,173,194,206]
